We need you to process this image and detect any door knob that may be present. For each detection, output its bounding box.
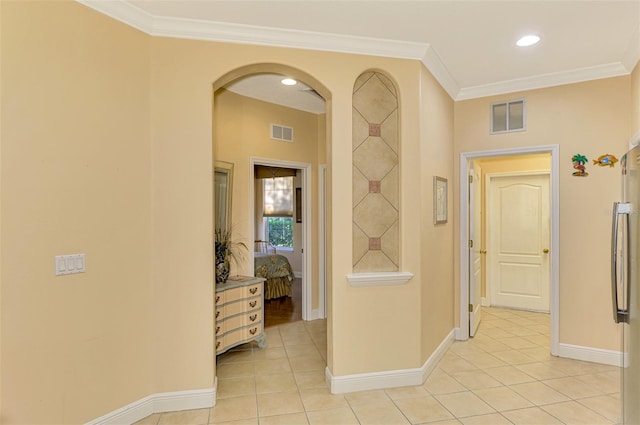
[480,249,487,254]
[543,248,549,254]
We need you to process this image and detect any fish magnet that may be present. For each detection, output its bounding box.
[593,154,618,167]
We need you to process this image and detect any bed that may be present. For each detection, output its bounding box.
[254,252,296,300]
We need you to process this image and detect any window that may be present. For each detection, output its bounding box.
[263,177,294,248]
[266,217,293,248]
[491,99,525,134]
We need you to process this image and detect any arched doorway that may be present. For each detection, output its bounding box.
[212,64,331,390]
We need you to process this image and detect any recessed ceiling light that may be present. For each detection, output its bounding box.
[281,78,297,86]
[517,35,540,47]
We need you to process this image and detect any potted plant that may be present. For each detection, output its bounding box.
[215,227,247,283]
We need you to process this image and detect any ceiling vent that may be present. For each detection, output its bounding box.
[271,124,294,142]
[303,88,325,100]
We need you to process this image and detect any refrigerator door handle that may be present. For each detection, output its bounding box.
[611,202,630,324]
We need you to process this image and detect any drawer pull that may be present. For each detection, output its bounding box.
[249,328,257,335]
[216,341,221,349]
[250,287,258,294]
[249,301,257,308]
[249,314,257,322]
[216,311,220,319]
[216,295,220,303]
[216,326,221,335]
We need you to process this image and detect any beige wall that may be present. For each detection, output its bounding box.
[4,2,636,424]
[632,63,640,136]
[419,67,456,359]
[147,7,441,402]
[213,89,323,298]
[1,1,153,423]
[454,77,631,351]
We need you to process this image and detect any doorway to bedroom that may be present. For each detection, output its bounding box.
[252,159,309,327]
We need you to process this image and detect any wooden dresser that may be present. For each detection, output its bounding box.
[215,276,266,355]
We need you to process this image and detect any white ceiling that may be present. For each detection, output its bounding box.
[80,0,640,106]
[222,74,328,114]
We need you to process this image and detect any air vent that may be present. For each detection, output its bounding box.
[303,88,324,100]
[271,124,294,142]
[491,99,525,134]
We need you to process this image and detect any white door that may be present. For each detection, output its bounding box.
[469,164,483,336]
[488,173,550,312]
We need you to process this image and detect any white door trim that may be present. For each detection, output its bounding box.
[459,145,559,357]
[250,157,313,320]
[317,164,327,319]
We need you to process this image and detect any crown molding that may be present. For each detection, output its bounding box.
[76,0,429,59]
[76,1,454,93]
[421,46,460,99]
[622,26,640,73]
[152,16,430,61]
[456,62,630,100]
[76,0,154,33]
[76,0,638,101]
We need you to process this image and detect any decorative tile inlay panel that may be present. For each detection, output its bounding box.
[353,72,374,92]
[381,110,399,153]
[353,166,369,208]
[353,225,369,265]
[354,251,397,273]
[353,137,397,181]
[352,71,399,272]
[377,73,397,97]
[381,166,399,209]
[353,75,398,124]
[381,221,399,266]
[353,110,369,150]
[353,193,397,237]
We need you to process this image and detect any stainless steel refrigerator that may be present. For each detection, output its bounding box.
[612,145,640,424]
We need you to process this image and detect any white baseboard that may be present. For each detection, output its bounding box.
[481,297,490,307]
[326,329,454,394]
[86,383,216,425]
[307,308,325,320]
[454,327,465,341]
[558,343,623,367]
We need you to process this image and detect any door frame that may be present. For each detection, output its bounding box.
[485,170,551,311]
[251,157,313,320]
[469,163,482,336]
[459,145,559,357]
[317,164,327,319]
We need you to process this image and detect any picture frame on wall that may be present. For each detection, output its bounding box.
[434,176,448,224]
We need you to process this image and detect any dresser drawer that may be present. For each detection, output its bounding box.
[216,297,262,322]
[220,324,263,352]
[214,277,265,355]
[216,311,261,336]
[219,284,262,303]
[223,297,262,318]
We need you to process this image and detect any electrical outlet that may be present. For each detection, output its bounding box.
[55,254,86,276]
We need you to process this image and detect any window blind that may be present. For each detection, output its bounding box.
[263,177,294,217]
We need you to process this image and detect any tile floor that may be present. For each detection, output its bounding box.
[136,308,621,424]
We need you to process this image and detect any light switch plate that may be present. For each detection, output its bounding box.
[56,254,86,276]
